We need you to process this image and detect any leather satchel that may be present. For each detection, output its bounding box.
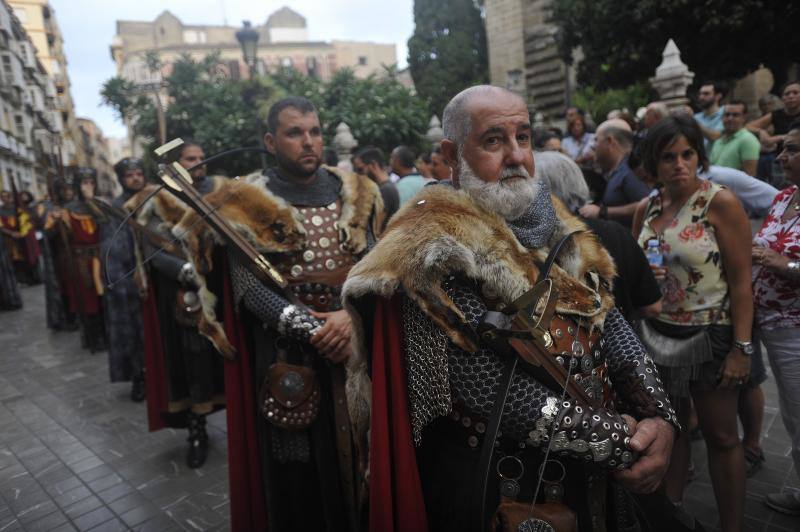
[260,361,320,430]
[492,499,577,532]
[636,319,712,369]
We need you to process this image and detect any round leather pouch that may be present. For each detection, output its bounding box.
[261,361,320,429]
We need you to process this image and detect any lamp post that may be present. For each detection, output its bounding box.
[236,20,259,77]
[236,20,267,168]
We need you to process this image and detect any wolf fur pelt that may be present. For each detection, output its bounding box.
[341,183,617,456]
[124,166,382,359]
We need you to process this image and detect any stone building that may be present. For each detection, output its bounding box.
[77,118,118,198]
[0,0,60,198]
[110,6,396,156]
[111,7,396,85]
[8,0,83,168]
[484,0,574,126]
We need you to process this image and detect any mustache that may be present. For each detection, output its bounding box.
[499,165,532,182]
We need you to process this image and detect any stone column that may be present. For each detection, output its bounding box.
[332,122,358,173]
[649,39,695,110]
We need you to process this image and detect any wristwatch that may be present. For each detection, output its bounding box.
[788,261,800,273]
[734,340,755,356]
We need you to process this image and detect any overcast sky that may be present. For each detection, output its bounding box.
[49,0,415,139]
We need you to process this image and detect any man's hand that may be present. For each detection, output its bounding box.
[612,417,674,493]
[578,203,601,219]
[310,309,352,362]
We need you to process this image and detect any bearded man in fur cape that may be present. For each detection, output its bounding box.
[341,86,680,532]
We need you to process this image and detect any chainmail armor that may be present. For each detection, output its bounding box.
[401,296,451,444]
[230,257,322,342]
[601,308,679,430]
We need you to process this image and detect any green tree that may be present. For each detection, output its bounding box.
[552,0,800,90]
[101,57,430,174]
[408,0,488,117]
[571,83,652,125]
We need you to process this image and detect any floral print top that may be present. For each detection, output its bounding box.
[752,185,800,330]
[638,180,730,325]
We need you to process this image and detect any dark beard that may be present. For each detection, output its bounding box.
[276,149,319,179]
[698,99,714,111]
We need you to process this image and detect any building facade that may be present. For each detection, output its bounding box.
[8,0,83,168]
[111,7,396,85]
[484,0,574,126]
[77,118,118,197]
[0,0,60,198]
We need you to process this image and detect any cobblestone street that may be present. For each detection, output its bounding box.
[0,285,230,531]
[2,283,800,531]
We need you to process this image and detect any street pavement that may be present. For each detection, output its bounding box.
[1,283,800,531]
[0,285,230,531]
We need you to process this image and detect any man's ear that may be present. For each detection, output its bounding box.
[264,132,275,155]
[440,139,459,185]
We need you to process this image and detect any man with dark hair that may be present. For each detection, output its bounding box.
[343,85,677,531]
[354,146,399,223]
[711,100,761,176]
[135,142,226,469]
[225,96,384,531]
[391,145,432,204]
[695,81,728,151]
[102,158,147,401]
[579,119,651,227]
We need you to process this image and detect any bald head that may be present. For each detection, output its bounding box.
[596,119,634,151]
[442,85,526,152]
[594,119,634,172]
[644,101,669,128]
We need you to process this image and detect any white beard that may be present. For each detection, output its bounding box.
[458,155,540,221]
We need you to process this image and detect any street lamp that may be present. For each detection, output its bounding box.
[236,20,259,76]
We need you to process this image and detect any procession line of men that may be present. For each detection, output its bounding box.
[2,86,684,531]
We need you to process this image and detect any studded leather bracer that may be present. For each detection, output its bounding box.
[527,398,635,470]
[601,309,679,432]
[230,256,322,342]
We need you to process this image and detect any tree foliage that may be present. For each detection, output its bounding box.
[571,83,652,125]
[408,0,488,117]
[552,0,800,90]
[101,56,429,176]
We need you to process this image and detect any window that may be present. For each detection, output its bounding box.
[183,30,207,44]
[358,56,368,66]
[306,57,318,78]
[1,54,11,77]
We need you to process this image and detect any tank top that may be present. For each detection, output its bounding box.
[637,180,730,325]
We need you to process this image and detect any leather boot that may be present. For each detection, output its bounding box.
[186,412,208,469]
[130,372,146,403]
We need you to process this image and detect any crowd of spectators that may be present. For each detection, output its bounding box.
[526,81,800,527]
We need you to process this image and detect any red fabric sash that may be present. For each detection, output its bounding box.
[369,297,428,532]
[142,283,168,432]
[222,259,268,531]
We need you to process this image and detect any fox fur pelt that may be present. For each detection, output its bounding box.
[124,166,382,359]
[342,183,617,455]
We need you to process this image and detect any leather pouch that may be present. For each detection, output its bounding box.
[260,361,320,429]
[175,288,202,327]
[491,499,578,532]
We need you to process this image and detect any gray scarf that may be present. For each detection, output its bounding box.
[264,167,342,207]
[505,179,557,249]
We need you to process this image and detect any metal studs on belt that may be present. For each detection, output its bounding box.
[303,250,315,262]
[319,237,331,248]
[325,259,336,270]
[327,202,337,211]
[312,215,323,226]
[290,265,303,277]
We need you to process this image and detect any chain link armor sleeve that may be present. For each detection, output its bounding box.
[229,256,322,342]
[403,280,633,468]
[601,308,679,431]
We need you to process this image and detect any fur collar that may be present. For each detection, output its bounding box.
[342,184,617,440]
[123,168,383,360]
